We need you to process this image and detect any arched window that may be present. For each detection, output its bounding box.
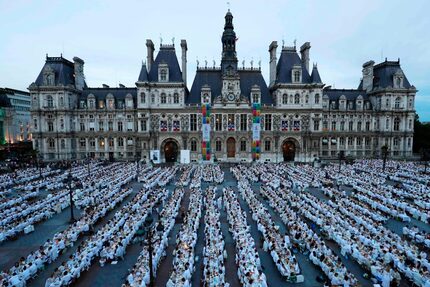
[190,139,197,151]
[294,94,300,104]
[99,137,105,148]
[173,93,179,104]
[47,95,54,108]
[394,97,401,109]
[394,118,400,131]
[48,138,55,149]
[282,94,288,104]
[264,139,271,151]
[118,137,124,147]
[140,93,146,104]
[314,94,320,104]
[161,93,167,104]
[108,137,114,147]
[215,140,222,152]
[88,99,95,109]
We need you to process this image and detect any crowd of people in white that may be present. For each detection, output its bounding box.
[1,159,429,287]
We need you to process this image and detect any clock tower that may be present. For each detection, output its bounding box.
[221,10,241,103]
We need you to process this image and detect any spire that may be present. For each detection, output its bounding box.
[221,10,238,76]
[310,63,322,83]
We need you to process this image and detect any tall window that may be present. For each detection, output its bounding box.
[340,121,345,131]
[215,114,222,131]
[160,69,167,81]
[394,97,401,109]
[99,121,104,131]
[348,121,353,131]
[365,121,370,131]
[294,71,300,82]
[48,138,55,149]
[190,114,197,131]
[48,122,54,132]
[89,99,95,109]
[313,120,319,131]
[264,140,271,151]
[47,95,53,108]
[264,114,272,131]
[240,114,247,131]
[118,121,123,132]
[151,94,155,104]
[173,93,179,104]
[216,140,222,152]
[107,99,114,109]
[80,138,86,148]
[294,94,300,104]
[140,119,147,131]
[108,121,113,131]
[228,114,235,131]
[240,140,246,152]
[331,121,336,131]
[315,94,320,104]
[394,118,400,131]
[191,140,197,152]
[161,93,167,104]
[357,122,362,131]
[34,119,38,129]
[140,93,146,104]
[386,118,390,130]
[282,94,288,104]
[252,94,259,103]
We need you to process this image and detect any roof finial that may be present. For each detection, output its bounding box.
[282,39,285,48]
[213,59,216,67]
[205,58,208,68]
[293,38,297,48]
[258,59,261,70]
[196,57,199,68]
[160,34,163,46]
[242,59,245,69]
[250,58,254,69]
[172,37,175,45]
[227,1,230,12]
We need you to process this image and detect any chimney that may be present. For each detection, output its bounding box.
[180,39,188,86]
[362,60,375,92]
[102,84,109,88]
[300,42,311,72]
[119,83,125,88]
[146,39,154,73]
[269,41,278,86]
[73,57,85,90]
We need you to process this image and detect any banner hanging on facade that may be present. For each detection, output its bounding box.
[201,103,211,161]
[252,103,261,160]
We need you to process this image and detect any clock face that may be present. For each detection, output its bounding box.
[227,93,235,101]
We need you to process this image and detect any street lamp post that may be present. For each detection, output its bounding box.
[86,154,91,177]
[338,151,344,173]
[143,214,154,287]
[64,162,75,222]
[381,145,389,172]
[135,154,140,178]
[38,153,42,178]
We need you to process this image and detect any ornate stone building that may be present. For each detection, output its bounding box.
[30,11,415,162]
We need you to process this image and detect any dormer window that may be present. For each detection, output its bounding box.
[252,93,260,104]
[158,63,169,82]
[43,66,55,86]
[294,71,300,82]
[203,93,210,103]
[315,94,320,104]
[106,94,115,109]
[394,72,403,88]
[140,92,146,104]
[126,96,133,108]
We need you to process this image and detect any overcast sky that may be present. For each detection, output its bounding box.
[1,0,429,120]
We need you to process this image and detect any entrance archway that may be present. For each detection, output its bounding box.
[227,137,236,158]
[282,140,296,161]
[163,140,179,162]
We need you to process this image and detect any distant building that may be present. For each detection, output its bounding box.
[0,88,31,145]
[29,11,416,162]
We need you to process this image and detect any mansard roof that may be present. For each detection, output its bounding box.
[373,60,412,89]
[79,87,137,109]
[187,68,273,104]
[147,45,183,82]
[34,56,75,87]
[358,59,412,90]
[275,47,311,84]
[323,88,371,110]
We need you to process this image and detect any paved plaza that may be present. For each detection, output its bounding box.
[0,160,429,286]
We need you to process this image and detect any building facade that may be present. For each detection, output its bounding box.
[30,11,415,162]
[0,88,31,145]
